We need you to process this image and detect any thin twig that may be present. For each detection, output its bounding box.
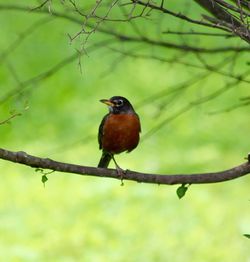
[0,4,249,54]
[0,39,112,105]
[142,68,250,139]
[162,30,235,37]
[131,0,231,32]
[0,113,22,125]
[108,48,250,83]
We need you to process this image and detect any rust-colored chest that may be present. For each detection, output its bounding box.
[101,113,141,154]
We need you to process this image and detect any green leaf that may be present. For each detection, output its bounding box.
[176,184,188,199]
[41,175,48,186]
[243,234,250,239]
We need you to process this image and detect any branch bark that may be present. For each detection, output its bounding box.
[0,148,249,185]
[194,0,250,43]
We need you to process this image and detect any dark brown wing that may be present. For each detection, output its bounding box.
[98,114,109,150]
[135,113,141,133]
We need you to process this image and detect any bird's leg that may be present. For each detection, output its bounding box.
[111,155,124,186]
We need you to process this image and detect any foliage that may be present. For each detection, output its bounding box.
[176,184,189,199]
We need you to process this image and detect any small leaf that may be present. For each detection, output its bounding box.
[243,234,250,239]
[41,175,48,186]
[176,184,188,199]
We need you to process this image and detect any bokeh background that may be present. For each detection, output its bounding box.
[0,1,249,261]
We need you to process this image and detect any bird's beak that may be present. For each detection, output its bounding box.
[100,99,114,107]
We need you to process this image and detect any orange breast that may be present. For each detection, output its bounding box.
[101,114,141,154]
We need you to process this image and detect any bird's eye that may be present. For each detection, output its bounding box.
[116,99,124,106]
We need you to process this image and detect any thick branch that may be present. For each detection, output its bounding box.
[0,148,249,185]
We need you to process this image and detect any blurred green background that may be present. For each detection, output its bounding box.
[0,1,249,261]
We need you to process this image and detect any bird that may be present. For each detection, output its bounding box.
[98,96,141,168]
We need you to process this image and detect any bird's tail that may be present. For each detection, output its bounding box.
[98,152,112,168]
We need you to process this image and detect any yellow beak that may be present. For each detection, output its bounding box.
[100,99,114,107]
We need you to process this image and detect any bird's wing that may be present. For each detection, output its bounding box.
[98,114,109,150]
[136,113,142,133]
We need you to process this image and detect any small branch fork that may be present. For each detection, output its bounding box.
[0,148,249,185]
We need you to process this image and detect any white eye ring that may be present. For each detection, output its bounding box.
[116,99,123,106]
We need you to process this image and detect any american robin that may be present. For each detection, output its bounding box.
[98,96,141,168]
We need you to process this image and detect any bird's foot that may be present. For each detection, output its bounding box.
[111,156,125,186]
[115,165,125,186]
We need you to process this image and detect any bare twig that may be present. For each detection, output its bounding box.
[0,113,22,125]
[0,4,249,54]
[136,53,237,115]
[162,30,235,38]
[69,0,119,44]
[0,39,112,105]
[231,0,250,10]
[109,48,250,83]
[31,0,52,12]
[208,100,250,114]
[119,35,250,53]
[142,67,250,139]
[194,0,250,43]
[131,0,231,32]
[214,0,250,17]
[0,17,52,63]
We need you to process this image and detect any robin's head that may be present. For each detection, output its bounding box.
[100,96,135,114]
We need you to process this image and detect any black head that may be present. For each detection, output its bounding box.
[100,96,135,114]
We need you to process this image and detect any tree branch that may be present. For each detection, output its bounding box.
[131,0,230,32]
[0,39,112,105]
[0,4,249,54]
[0,148,249,185]
[194,0,250,43]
